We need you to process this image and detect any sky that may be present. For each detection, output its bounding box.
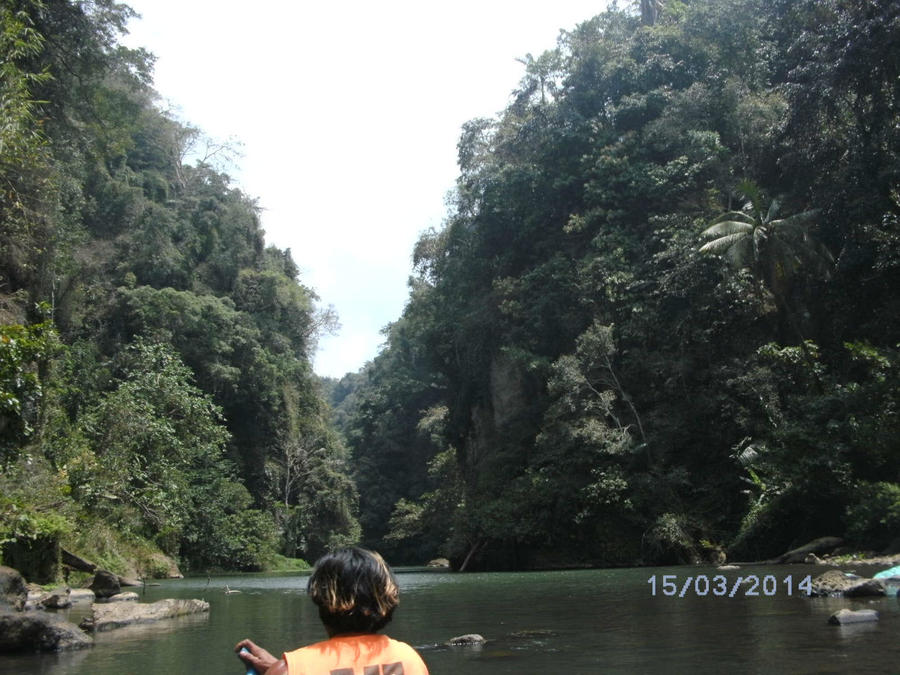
[121,0,608,378]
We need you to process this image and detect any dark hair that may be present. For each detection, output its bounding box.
[307,547,399,635]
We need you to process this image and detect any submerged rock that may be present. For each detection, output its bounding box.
[80,598,209,632]
[0,610,92,652]
[828,609,879,625]
[447,634,486,646]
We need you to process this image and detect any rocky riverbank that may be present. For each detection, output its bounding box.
[0,565,208,653]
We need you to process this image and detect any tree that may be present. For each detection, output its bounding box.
[700,180,833,338]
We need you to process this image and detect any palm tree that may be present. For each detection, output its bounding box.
[700,180,834,356]
[700,180,833,304]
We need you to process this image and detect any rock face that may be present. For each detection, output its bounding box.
[0,566,27,610]
[0,610,92,652]
[829,609,879,625]
[809,570,886,597]
[80,598,209,632]
[89,570,121,599]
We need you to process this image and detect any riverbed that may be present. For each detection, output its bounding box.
[3,565,899,673]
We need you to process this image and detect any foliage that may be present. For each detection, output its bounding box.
[4,0,900,574]
[845,482,900,551]
[0,315,57,460]
[336,0,900,568]
[0,0,358,574]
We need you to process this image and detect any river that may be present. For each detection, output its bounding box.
[3,564,899,673]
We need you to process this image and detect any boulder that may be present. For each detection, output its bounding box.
[843,578,886,598]
[89,570,121,599]
[40,588,72,609]
[828,609,879,625]
[426,558,450,568]
[0,566,27,610]
[0,610,92,652]
[809,570,885,597]
[69,589,95,603]
[80,598,209,632]
[446,634,486,646]
[106,592,139,602]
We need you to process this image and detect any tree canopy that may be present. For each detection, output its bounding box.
[335,0,900,569]
[0,0,357,573]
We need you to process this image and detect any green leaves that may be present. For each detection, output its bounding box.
[0,318,58,461]
[700,181,833,306]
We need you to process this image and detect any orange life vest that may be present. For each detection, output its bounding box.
[282,634,429,675]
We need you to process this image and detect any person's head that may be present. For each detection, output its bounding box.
[307,547,400,636]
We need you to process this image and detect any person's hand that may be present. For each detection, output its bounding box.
[235,638,279,674]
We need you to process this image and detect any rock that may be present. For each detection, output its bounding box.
[80,598,209,632]
[0,610,92,652]
[25,591,43,610]
[426,558,450,568]
[804,553,825,564]
[0,566,27,610]
[828,609,879,625]
[447,634,486,646]
[809,570,885,597]
[717,564,740,570]
[773,537,843,564]
[106,592,139,602]
[145,551,183,579]
[69,589,95,603]
[843,578,886,598]
[40,589,72,609]
[89,570,121,599]
[703,545,726,565]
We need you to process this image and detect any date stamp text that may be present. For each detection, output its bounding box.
[647,574,813,597]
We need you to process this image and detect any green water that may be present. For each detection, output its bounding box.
[3,565,899,673]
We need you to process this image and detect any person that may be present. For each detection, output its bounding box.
[236,547,429,675]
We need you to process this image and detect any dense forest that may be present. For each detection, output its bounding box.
[329,0,900,569]
[2,0,899,579]
[0,0,358,578]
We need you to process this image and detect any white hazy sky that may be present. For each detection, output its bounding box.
[122,0,608,378]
